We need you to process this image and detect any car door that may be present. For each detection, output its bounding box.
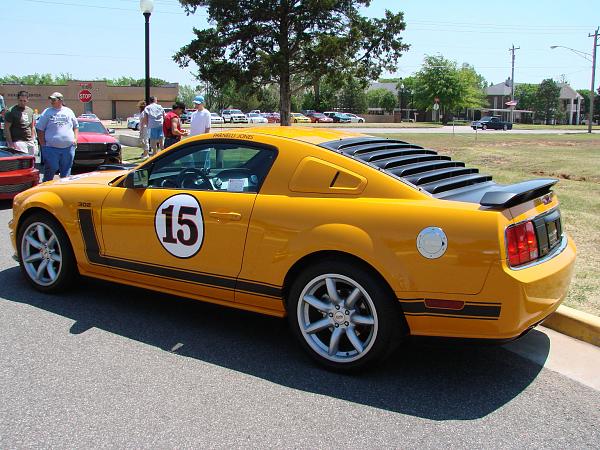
[99,140,277,302]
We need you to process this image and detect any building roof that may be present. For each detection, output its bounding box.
[486,81,512,96]
[368,82,398,95]
[558,83,584,100]
[486,80,583,100]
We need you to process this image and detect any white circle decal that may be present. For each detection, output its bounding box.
[155,194,204,258]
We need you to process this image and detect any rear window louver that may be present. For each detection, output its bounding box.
[319,137,492,196]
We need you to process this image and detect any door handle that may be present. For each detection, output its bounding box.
[209,211,242,221]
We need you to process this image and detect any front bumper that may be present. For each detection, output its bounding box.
[74,144,122,167]
[0,170,39,199]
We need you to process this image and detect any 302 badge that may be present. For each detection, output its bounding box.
[154,194,205,258]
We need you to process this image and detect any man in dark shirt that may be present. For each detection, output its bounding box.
[5,91,37,155]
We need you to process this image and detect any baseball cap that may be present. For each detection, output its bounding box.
[193,95,205,104]
[48,92,64,100]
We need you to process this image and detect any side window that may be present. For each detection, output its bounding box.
[147,142,276,193]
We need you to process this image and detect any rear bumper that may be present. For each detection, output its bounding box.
[401,235,577,340]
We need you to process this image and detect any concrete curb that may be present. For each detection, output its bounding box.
[542,305,600,347]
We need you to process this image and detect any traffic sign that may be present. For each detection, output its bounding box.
[78,89,93,103]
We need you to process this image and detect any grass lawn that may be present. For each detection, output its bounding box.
[122,133,600,316]
[374,133,600,316]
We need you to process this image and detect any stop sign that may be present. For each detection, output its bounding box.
[79,89,93,103]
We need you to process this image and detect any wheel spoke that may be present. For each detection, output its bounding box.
[303,294,331,313]
[305,318,331,334]
[345,287,361,309]
[325,277,341,303]
[50,252,62,263]
[352,314,375,326]
[46,262,57,281]
[36,260,48,280]
[24,253,43,263]
[47,235,56,248]
[328,327,344,356]
[36,225,47,244]
[25,235,42,250]
[345,327,364,353]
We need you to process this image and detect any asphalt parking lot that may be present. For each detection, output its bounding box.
[1,201,599,448]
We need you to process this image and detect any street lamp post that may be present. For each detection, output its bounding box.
[551,30,599,134]
[140,0,155,105]
[399,83,405,122]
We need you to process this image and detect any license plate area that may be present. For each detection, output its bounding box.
[533,209,562,257]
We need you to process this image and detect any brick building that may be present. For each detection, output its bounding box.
[0,80,178,120]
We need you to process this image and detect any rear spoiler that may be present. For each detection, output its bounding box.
[479,178,558,208]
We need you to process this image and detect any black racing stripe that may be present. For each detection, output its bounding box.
[399,300,501,319]
[403,313,499,321]
[78,209,281,298]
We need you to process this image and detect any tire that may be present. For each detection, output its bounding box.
[287,259,404,372]
[17,213,78,293]
[482,124,487,130]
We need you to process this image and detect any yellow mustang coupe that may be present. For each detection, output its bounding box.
[9,128,576,371]
[291,113,311,123]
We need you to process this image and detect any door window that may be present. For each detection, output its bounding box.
[147,142,276,192]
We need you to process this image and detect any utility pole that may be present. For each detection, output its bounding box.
[509,44,520,123]
[588,28,599,134]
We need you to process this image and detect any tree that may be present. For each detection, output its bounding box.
[339,78,368,114]
[0,73,72,85]
[534,79,561,124]
[174,1,408,125]
[177,84,200,107]
[380,91,398,114]
[515,83,538,111]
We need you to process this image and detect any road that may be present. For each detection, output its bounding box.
[1,202,599,448]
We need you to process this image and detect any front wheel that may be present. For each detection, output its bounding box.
[17,213,77,293]
[287,260,404,372]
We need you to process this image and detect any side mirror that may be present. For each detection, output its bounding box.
[108,128,116,134]
[123,168,149,189]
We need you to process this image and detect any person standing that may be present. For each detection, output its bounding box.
[163,101,188,148]
[142,96,164,155]
[189,95,211,136]
[36,92,79,181]
[137,100,150,159]
[4,91,37,155]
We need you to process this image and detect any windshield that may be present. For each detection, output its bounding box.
[480,116,493,121]
[78,121,107,134]
[211,113,220,117]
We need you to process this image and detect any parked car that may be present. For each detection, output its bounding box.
[291,113,311,123]
[181,109,196,124]
[78,113,98,120]
[10,129,575,371]
[221,109,248,123]
[0,145,39,199]
[324,111,352,123]
[75,119,122,169]
[471,116,513,130]
[247,112,268,124]
[344,113,366,123]
[127,114,141,130]
[305,112,334,123]
[260,113,278,123]
[210,113,224,124]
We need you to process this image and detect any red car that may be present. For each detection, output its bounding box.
[307,112,334,123]
[75,119,122,169]
[0,146,39,200]
[261,112,280,123]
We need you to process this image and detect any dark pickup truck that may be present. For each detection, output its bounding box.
[471,116,513,130]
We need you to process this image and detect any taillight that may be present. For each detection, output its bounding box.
[506,221,539,267]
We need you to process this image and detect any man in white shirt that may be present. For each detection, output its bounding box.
[189,95,211,136]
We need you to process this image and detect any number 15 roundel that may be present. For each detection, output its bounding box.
[155,194,204,258]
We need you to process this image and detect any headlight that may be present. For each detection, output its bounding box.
[110,144,120,151]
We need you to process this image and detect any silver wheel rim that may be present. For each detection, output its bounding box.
[297,273,378,363]
[21,222,63,287]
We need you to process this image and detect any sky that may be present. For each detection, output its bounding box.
[1,0,598,91]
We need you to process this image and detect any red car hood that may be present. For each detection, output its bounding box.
[78,132,118,144]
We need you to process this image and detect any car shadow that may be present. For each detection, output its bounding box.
[0,266,549,421]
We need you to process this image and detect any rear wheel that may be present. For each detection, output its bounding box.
[287,260,404,372]
[17,213,77,293]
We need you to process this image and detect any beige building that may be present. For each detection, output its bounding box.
[0,80,178,120]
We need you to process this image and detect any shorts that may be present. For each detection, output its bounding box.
[12,140,37,156]
[149,127,164,140]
